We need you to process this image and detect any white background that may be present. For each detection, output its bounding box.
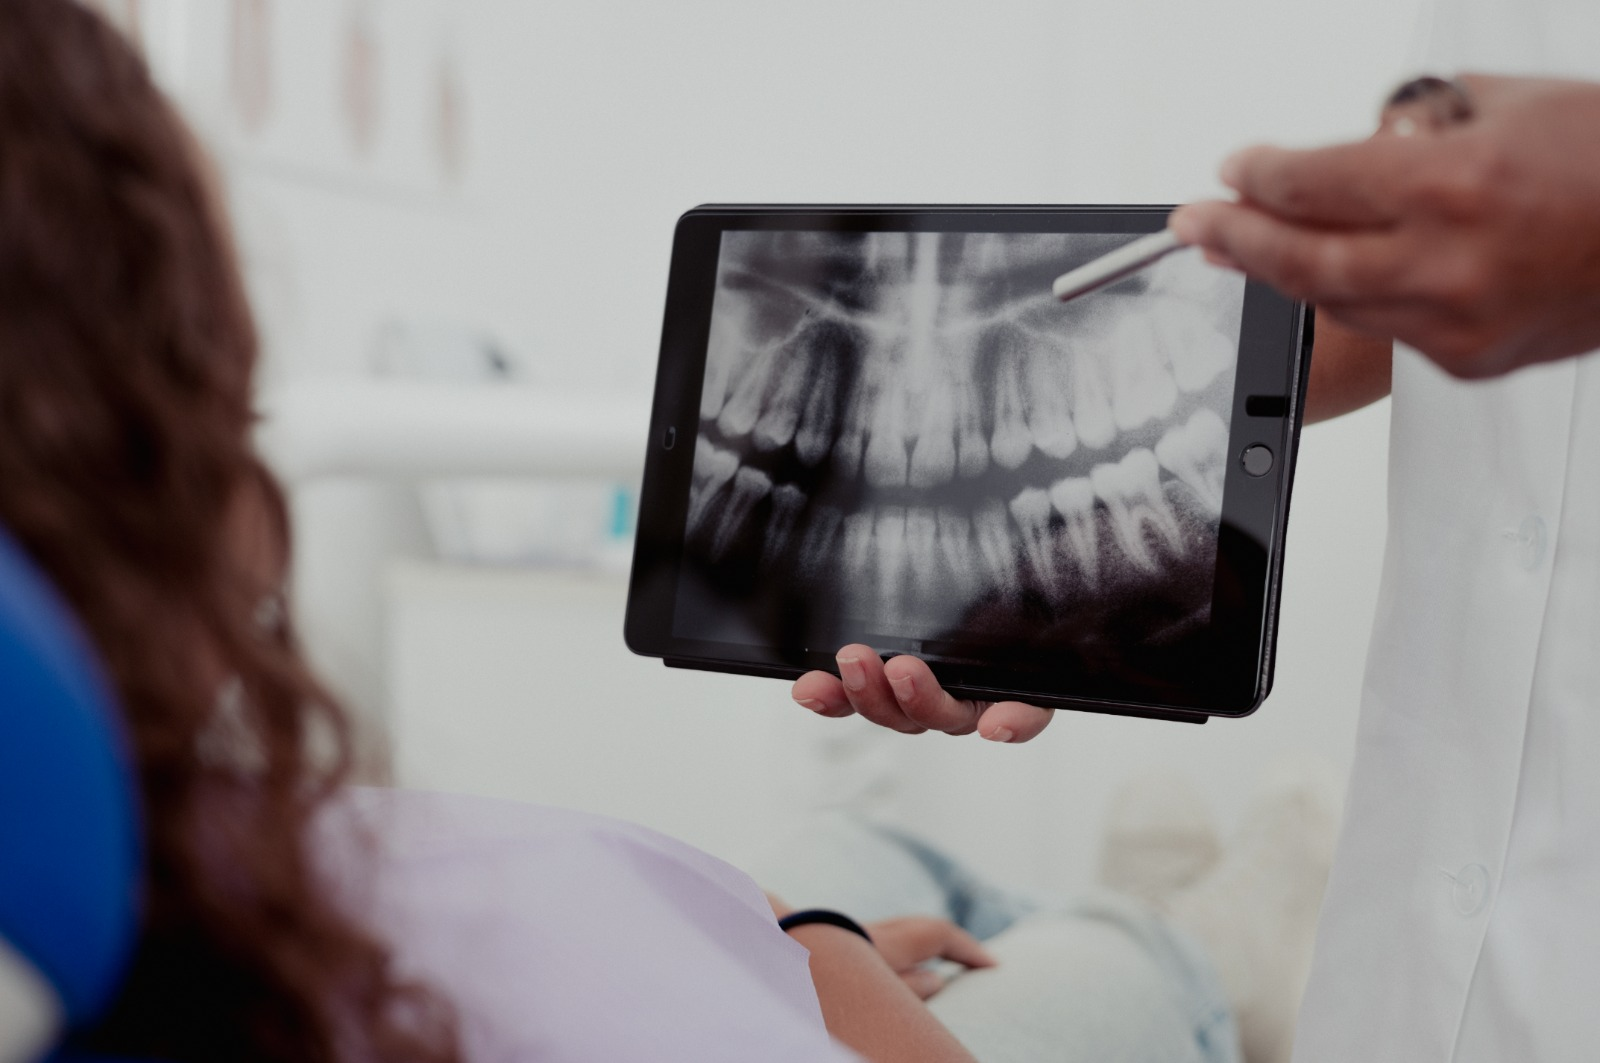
[132,0,1419,890]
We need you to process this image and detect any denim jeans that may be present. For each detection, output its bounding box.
[752,814,1241,1063]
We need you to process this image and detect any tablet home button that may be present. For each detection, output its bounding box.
[1241,444,1274,477]
[662,426,677,450]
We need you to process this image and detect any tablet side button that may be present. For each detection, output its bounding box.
[663,426,677,450]
[1241,444,1274,477]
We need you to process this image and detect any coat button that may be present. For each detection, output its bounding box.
[1517,515,1547,570]
[1448,863,1491,916]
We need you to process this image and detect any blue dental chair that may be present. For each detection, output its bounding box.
[0,526,142,1063]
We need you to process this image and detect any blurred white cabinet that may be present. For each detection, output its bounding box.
[384,562,864,871]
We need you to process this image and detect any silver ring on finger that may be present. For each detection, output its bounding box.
[1379,75,1476,136]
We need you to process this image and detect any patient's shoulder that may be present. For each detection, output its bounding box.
[314,787,856,1062]
[320,785,767,916]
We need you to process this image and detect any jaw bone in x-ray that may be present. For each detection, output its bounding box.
[683,229,1246,649]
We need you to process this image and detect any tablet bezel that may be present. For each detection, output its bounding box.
[625,205,1311,722]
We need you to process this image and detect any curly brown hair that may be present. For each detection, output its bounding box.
[0,2,460,1060]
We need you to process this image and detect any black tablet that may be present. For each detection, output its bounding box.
[625,206,1311,723]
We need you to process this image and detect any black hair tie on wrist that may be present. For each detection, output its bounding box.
[778,908,874,945]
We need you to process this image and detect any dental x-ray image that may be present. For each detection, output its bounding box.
[676,228,1246,660]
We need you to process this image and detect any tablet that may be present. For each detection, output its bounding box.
[625,206,1312,722]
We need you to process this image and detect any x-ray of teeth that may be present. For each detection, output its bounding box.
[677,229,1246,651]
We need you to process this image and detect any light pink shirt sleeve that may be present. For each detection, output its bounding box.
[317,787,862,1063]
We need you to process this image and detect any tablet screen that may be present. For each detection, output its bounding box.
[672,228,1247,665]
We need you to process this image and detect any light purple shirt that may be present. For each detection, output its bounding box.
[317,787,861,1063]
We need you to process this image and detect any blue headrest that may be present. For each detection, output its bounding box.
[0,526,141,1029]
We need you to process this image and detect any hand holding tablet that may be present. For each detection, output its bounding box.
[794,646,1056,743]
[625,206,1312,723]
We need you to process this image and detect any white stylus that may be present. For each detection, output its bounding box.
[1051,229,1190,303]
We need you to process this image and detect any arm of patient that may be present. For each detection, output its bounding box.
[787,922,977,1063]
[766,892,982,1062]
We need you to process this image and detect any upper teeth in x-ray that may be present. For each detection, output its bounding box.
[684,229,1243,638]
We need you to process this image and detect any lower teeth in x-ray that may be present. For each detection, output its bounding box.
[679,230,1244,647]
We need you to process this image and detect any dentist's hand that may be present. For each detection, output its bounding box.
[1171,74,1600,379]
[792,646,1054,743]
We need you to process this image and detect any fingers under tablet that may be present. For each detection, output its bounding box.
[880,655,984,736]
[794,651,1054,742]
[835,645,926,734]
[792,671,855,717]
[976,701,1055,744]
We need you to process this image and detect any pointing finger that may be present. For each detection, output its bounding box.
[1171,200,1404,303]
[1218,140,1421,228]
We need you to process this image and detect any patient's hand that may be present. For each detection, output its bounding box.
[866,917,998,1000]
[792,645,1055,743]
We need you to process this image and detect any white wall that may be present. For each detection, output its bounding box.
[150,0,1419,885]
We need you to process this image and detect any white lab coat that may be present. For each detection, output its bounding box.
[1292,3,1600,1059]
